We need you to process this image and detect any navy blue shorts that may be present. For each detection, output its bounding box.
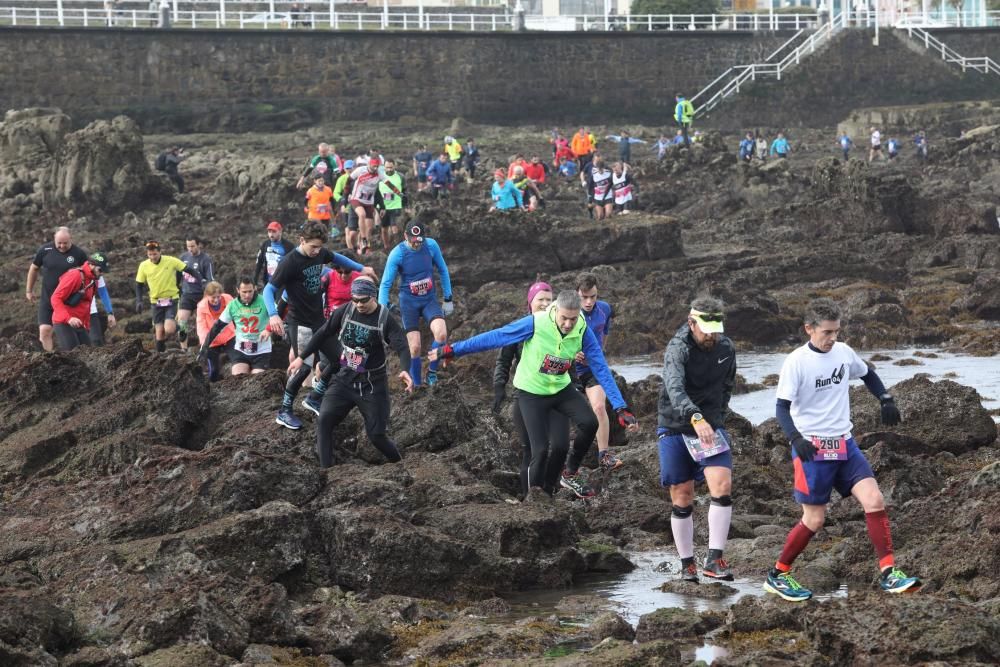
[657,426,733,487]
[792,437,874,505]
[399,295,443,332]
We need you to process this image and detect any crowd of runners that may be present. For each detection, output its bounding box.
[25,113,922,601]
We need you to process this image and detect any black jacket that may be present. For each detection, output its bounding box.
[657,324,736,433]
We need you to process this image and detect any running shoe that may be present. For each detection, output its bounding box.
[360,238,370,256]
[426,370,438,386]
[598,451,624,471]
[559,471,596,498]
[703,557,734,581]
[681,562,699,583]
[763,571,813,602]
[880,567,922,593]
[302,392,322,417]
[275,409,302,430]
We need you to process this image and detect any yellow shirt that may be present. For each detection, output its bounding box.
[445,142,463,161]
[136,255,187,301]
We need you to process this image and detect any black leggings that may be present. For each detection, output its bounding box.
[517,384,598,494]
[90,313,106,346]
[316,376,401,468]
[512,393,570,497]
[53,323,91,351]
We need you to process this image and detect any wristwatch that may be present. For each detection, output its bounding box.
[690,412,705,426]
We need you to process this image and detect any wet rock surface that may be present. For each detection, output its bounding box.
[0,107,999,664]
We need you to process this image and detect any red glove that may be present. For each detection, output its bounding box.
[616,407,637,429]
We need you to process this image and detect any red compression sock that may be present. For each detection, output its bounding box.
[865,509,895,572]
[775,521,816,571]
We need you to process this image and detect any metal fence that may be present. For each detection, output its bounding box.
[0,2,996,31]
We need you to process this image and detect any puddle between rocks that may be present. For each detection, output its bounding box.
[497,549,847,664]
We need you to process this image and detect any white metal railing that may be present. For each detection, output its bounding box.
[692,12,847,117]
[0,7,830,31]
[0,4,995,30]
[902,24,1000,76]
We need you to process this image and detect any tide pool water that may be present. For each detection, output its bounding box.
[614,348,1000,425]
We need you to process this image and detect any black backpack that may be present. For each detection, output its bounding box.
[155,152,168,172]
[64,269,95,307]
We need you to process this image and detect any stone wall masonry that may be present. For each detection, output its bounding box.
[714,28,1000,130]
[0,26,997,133]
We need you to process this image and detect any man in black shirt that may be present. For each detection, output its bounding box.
[289,277,412,467]
[26,226,88,351]
[263,221,376,430]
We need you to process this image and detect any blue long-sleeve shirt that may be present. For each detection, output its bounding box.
[770,137,790,156]
[738,138,754,160]
[450,314,627,410]
[491,180,523,210]
[426,160,453,186]
[96,282,113,314]
[378,238,452,306]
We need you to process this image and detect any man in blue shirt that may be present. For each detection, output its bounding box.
[837,133,853,161]
[770,133,790,159]
[575,273,623,472]
[887,137,900,160]
[379,222,453,386]
[253,221,295,288]
[426,154,454,201]
[412,145,433,192]
[739,132,755,163]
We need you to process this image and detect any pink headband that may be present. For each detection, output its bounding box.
[526,282,553,313]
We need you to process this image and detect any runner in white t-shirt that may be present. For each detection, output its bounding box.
[763,298,921,602]
[869,127,885,163]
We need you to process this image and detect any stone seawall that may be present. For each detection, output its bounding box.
[0,26,996,132]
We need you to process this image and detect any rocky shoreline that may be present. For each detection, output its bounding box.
[0,106,999,665]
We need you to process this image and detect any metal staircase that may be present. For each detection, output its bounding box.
[691,12,846,118]
[899,25,1000,77]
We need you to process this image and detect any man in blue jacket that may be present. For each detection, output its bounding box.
[426,153,454,201]
[379,222,453,386]
[738,132,755,163]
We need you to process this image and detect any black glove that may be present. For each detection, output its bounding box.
[492,385,505,414]
[438,344,455,360]
[134,298,144,314]
[880,394,901,426]
[616,407,637,429]
[792,436,817,461]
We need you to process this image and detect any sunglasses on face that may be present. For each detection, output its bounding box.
[352,296,373,305]
[697,313,725,323]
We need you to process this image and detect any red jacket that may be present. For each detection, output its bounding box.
[51,263,98,328]
[524,162,546,184]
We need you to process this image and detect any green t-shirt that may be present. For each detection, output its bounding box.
[220,294,272,356]
[378,172,405,211]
